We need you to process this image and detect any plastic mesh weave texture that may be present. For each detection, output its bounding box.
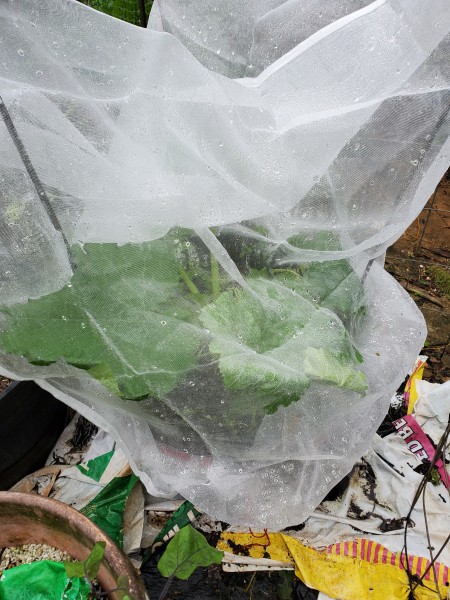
[0,0,449,527]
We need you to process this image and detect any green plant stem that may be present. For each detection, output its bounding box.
[178,267,203,303]
[210,255,220,300]
[244,571,256,593]
[138,0,147,26]
[271,268,302,278]
[158,574,175,600]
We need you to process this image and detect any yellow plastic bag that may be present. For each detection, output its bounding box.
[218,532,449,600]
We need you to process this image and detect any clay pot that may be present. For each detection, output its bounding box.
[0,492,147,600]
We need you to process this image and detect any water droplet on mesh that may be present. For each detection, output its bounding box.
[17,49,25,56]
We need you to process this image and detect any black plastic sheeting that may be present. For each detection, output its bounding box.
[0,380,68,490]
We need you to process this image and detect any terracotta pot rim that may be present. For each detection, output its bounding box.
[0,491,108,536]
[0,491,147,600]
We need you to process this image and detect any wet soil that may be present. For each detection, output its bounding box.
[0,377,12,394]
[385,169,450,382]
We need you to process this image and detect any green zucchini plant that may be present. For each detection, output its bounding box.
[0,225,367,429]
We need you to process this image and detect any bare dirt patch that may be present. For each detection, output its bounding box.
[0,377,12,394]
[386,169,450,382]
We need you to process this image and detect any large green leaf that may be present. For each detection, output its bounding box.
[157,525,223,580]
[201,276,367,414]
[78,0,153,26]
[0,227,367,416]
[0,239,202,399]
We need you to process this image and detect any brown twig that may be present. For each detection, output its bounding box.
[404,284,445,307]
[416,190,438,254]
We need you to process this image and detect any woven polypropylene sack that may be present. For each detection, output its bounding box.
[0,0,449,528]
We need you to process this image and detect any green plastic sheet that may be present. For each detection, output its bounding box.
[0,560,91,600]
[77,449,115,482]
[81,473,138,547]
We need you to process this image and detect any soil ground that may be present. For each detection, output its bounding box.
[385,169,450,383]
[0,377,11,394]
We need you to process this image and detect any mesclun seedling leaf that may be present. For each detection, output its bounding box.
[84,541,106,581]
[63,543,136,599]
[63,560,86,580]
[64,541,105,581]
[0,238,202,400]
[157,525,224,580]
[116,575,134,600]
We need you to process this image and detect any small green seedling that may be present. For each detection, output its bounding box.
[157,524,224,600]
[64,542,135,599]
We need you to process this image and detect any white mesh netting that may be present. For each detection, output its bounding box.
[0,0,449,528]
